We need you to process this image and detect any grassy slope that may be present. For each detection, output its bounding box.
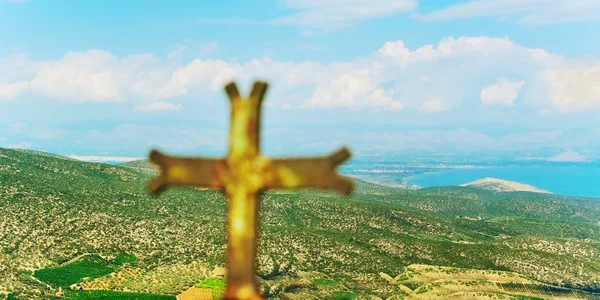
[1,148,599,299]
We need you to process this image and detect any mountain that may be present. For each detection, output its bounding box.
[461,177,553,194]
[1,148,600,299]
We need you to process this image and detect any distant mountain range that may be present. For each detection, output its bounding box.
[119,160,554,195]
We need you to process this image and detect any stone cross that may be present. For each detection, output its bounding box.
[147,81,353,300]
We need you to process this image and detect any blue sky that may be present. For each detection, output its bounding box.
[1,0,599,162]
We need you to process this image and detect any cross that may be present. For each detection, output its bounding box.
[147,81,353,300]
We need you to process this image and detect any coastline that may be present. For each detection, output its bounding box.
[403,165,600,198]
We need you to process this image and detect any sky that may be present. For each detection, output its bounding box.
[1,0,600,163]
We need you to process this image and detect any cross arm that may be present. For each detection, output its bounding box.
[148,149,228,196]
[262,147,353,196]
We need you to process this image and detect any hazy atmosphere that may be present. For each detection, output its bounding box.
[1,0,599,161]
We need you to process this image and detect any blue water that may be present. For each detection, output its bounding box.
[405,166,600,198]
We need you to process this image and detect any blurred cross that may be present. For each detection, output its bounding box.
[148,81,353,300]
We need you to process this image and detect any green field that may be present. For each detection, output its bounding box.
[33,255,114,287]
[32,253,138,288]
[194,278,225,299]
[194,277,225,290]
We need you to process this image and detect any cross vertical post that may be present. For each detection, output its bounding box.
[148,81,353,300]
[222,82,264,299]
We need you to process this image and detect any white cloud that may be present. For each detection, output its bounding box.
[0,51,159,103]
[0,81,28,101]
[545,63,600,113]
[547,149,587,162]
[416,0,600,25]
[8,142,31,149]
[273,0,418,29]
[68,155,143,163]
[376,36,521,65]
[481,79,526,106]
[0,54,39,87]
[420,99,449,113]
[285,36,528,111]
[0,50,239,103]
[158,59,242,98]
[134,102,182,112]
[29,50,124,102]
[374,36,558,111]
[0,35,596,114]
[302,67,404,110]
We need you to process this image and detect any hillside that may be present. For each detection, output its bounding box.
[118,159,159,175]
[1,148,600,299]
[461,177,553,194]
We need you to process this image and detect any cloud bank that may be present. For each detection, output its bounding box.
[1,36,599,115]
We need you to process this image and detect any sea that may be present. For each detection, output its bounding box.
[101,157,600,199]
[339,158,600,198]
[404,165,600,198]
